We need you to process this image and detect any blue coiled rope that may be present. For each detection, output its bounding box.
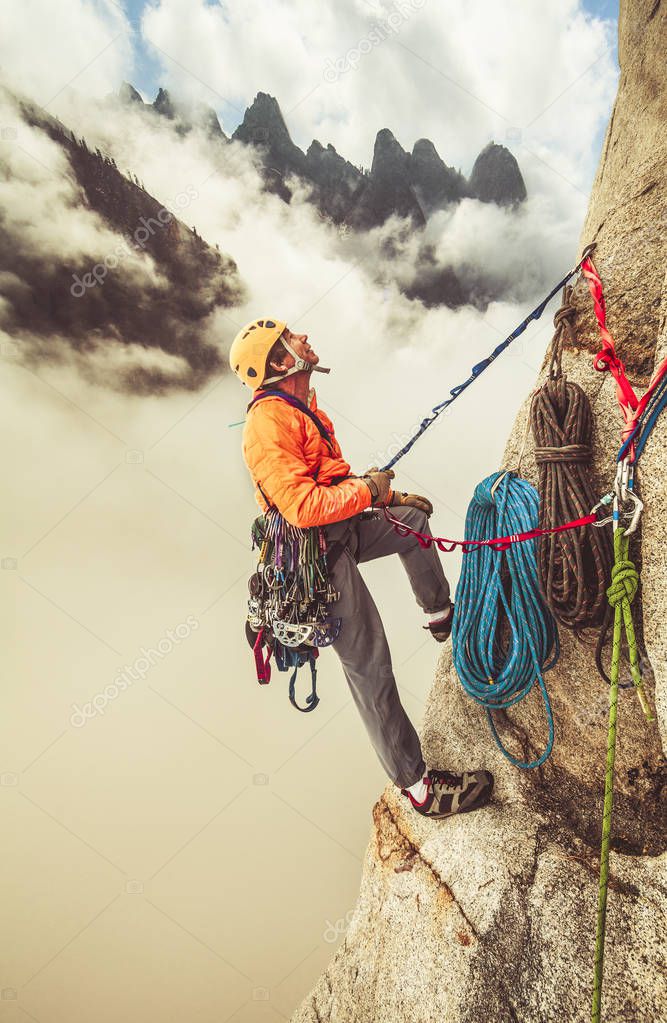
[452,471,560,768]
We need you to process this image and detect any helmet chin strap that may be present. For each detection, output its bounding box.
[263,337,331,385]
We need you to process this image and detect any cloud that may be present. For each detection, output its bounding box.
[0,82,249,394]
[0,0,616,412]
[0,93,162,282]
[138,0,617,189]
[0,0,132,108]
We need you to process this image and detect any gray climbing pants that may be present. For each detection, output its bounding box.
[324,505,450,789]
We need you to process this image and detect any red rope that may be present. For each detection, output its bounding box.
[382,505,597,554]
[581,255,667,459]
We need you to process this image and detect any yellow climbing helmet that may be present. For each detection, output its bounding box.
[229,316,331,388]
[229,317,288,388]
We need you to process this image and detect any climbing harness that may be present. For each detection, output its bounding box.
[529,286,612,630]
[247,387,338,454]
[245,507,342,712]
[243,387,351,712]
[380,245,597,471]
[451,471,559,769]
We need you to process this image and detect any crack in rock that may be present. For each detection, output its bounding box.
[373,796,480,940]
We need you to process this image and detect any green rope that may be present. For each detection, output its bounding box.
[591,527,653,1023]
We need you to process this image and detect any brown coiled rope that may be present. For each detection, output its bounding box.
[529,285,612,630]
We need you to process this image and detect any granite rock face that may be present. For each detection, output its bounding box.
[291,1,666,1019]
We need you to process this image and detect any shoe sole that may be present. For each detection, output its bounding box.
[409,773,494,820]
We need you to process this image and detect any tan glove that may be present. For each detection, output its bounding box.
[362,467,395,505]
[390,490,434,517]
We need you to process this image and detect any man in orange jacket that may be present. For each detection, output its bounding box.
[230,317,493,820]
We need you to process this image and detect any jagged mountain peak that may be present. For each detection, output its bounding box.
[369,129,410,178]
[232,91,293,147]
[108,81,527,306]
[307,139,340,157]
[468,140,527,206]
[146,86,226,139]
[153,86,176,118]
[409,137,467,211]
[411,137,438,158]
[119,81,143,105]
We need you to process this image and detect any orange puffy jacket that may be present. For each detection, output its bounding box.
[242,387,372,528]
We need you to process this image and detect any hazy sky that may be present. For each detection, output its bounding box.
[2,0,618,188]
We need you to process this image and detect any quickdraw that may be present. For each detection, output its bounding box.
[245,507,341,712]
[380,245,598,471]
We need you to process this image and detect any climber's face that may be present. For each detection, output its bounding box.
[283,329,320,368]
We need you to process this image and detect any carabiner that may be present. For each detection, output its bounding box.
[614,457,643,536]
[591,490,614,527]
[622,489,643,537]
[580,242,597,263]
[612,460,627,532]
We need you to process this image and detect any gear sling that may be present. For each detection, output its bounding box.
[243,388,357,711]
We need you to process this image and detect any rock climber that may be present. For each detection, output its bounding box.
[229,317,494,819]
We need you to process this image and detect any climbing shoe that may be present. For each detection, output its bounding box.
[423,603,454,643]
[401,768,494,820]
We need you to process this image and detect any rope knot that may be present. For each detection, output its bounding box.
[606,559,639,607]
[553,303,576,328]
